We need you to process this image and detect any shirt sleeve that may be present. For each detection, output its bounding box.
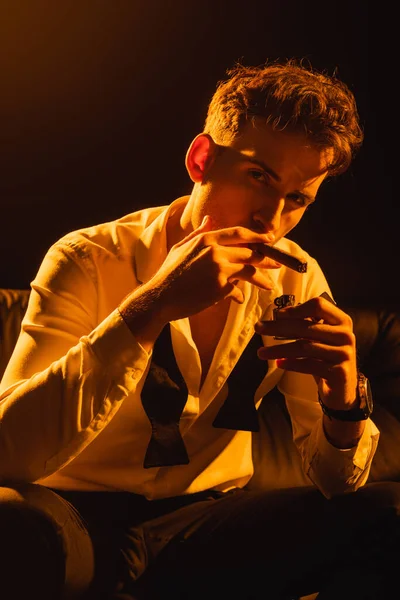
[0,241,150,483]
[276,253,380,498]
[279,373,380,498]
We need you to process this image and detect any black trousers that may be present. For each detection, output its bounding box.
[1,481,400,600]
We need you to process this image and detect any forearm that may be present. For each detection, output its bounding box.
[118,281,170,352]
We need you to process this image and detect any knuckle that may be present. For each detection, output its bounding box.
[343,312,353,328]
[341,328,356,347]
[337,347,353,363]
[201,232,212,247]
[245,264,257,276]
[217,272,227,289]
[312,296,325,311]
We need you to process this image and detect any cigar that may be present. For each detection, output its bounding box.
[252,243,308,273]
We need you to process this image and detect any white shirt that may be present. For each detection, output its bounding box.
[0,197,379,499]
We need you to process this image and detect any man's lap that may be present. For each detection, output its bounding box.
[2,481,400,599]
[133,482,400,599]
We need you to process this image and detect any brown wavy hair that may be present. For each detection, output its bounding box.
[204,58,364,176]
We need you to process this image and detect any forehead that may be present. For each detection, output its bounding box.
[227,118,331,185]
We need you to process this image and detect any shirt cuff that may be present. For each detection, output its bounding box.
[83,308,150,377]
[316,416,380,470]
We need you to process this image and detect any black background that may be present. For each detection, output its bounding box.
[0,1,396,307]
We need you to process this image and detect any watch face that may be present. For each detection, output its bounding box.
[365,376,373,414]
[358,372,373,416]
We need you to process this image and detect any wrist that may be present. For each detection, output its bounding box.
[118,285,169,352]
[318,372,373,449]
[318,372,373,423]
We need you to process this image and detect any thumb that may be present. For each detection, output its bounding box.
[228,282,245,304]
[199,214,213,230]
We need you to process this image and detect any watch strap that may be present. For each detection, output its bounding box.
[318,372,373,422]
[318,399,369,422]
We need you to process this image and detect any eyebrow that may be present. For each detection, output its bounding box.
[246,157,281,182]
[245,156,316,204]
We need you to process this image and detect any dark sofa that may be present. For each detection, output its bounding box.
[0,288,30,379]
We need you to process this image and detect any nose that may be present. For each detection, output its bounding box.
[252,197,285,239]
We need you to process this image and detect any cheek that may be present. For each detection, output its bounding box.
[281,208,307,236]
[200,183,247,226]
[191,188,226,230]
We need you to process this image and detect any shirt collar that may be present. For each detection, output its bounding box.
[135,196,189,284]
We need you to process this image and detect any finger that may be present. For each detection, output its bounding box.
[224,246,282,269]
[255,319,354,346]
[274,358,353,396]
[224,281,245,304]
[267,357,329,378]
[203,226,275,248]
[257,339,350,362]
[272,296,348,326]
[174,215,214,247]
[228,264,275,291]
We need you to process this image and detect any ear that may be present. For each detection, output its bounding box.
[185,133,218,183]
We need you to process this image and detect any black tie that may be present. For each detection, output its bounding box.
[141,324,267,468]
[212,332,266,432]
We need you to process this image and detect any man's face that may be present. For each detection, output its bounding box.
[189,118,330,244]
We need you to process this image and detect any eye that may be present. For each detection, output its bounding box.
[287,193,309,208]
[249,169,269,184]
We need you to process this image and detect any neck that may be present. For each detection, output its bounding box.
[166,194,196,251]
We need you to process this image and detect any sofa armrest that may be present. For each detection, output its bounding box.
[346,307,400,420]
[0,288,30,381]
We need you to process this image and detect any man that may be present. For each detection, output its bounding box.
[0,59,397,599]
